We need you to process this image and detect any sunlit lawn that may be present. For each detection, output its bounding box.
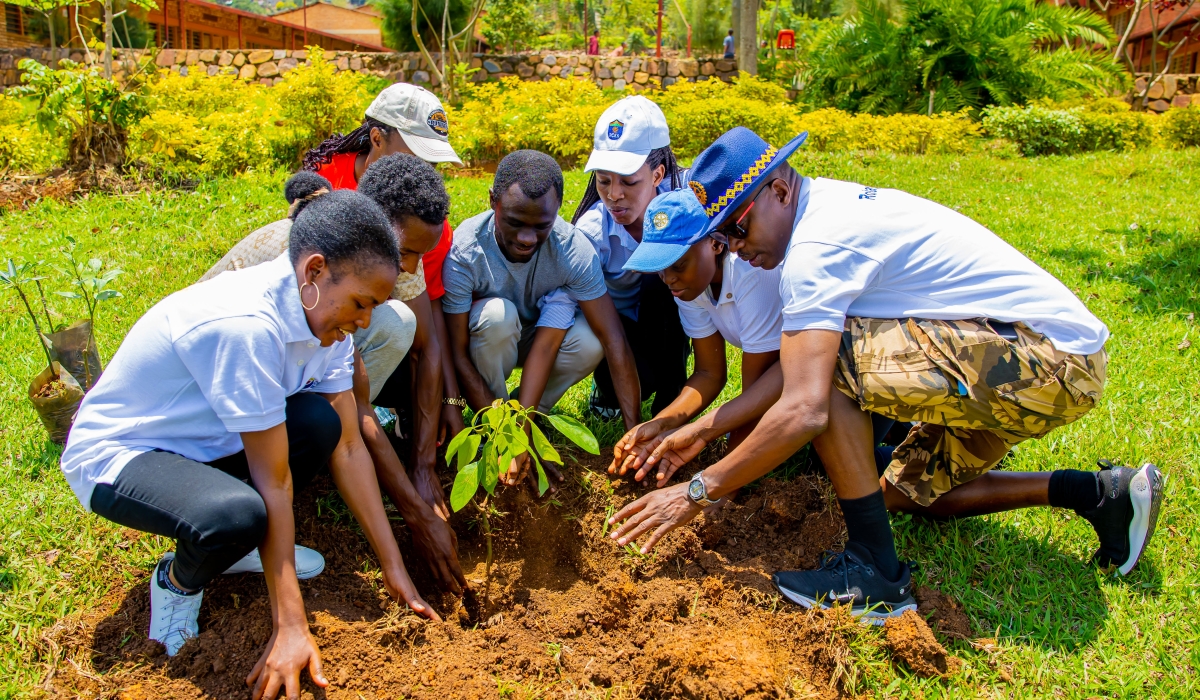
[1,148,1197,697]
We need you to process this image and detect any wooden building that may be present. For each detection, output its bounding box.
[272,2,382,48]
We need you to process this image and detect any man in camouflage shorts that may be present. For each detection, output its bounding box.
[607,127,1165,623]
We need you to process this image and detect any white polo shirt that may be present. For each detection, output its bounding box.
[780,178,1109,355]
[60,254,355,512]
[677,253,784,353]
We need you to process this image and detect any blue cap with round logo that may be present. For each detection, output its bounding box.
[622,189,711,273]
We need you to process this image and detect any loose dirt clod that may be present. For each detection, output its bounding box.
[915,586,973,641]
[33,378,67,400]
[43,458,959,697]
[884,609,961,678]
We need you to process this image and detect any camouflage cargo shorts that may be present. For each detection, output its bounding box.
[832,317,1106,507]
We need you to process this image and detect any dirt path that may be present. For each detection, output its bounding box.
[42,456,964,698]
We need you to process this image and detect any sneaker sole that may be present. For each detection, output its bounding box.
[775,585,917,626]
[223,556,325,579]
[1119,463,1163,576]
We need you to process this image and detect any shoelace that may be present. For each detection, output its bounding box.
[815,550,873,604]
[159,593,201,648]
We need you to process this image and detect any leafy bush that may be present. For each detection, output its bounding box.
[12,58,149,170]
[793,108,981,154]
[449,77,611,164]
[1161,105,1200,148]
[273,46,370,162]
[982,101,1155,156]
[653,74,798,159]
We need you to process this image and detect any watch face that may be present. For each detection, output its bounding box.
[688,478,706,502]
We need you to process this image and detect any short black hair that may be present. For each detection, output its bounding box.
[284,171,400,276]
[492,150,563,204]
[358,153,450,226]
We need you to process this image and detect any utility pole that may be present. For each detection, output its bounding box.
[656,0,663,57]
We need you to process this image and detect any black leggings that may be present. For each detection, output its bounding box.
[89,393,342,590]
[593,274,691,415]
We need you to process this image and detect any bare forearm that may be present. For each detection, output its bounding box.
[330,439,406,574]
[704,395,828,499]
[357,406,433,519]
[516,326,565,409]
[649,370,723,432]
[412,345,442,469]
[431,299,462,400]
[691,362,782,440]
[257,488,307,630]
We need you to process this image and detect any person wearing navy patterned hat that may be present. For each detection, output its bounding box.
[608,127,1159,625]
[606,188,784,484]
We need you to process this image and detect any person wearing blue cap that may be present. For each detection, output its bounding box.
[564,95,692,421]
[605,188,784,481]
[607,126,1161,624]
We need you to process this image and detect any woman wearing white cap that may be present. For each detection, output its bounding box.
[300,83,468,515]
[569,95,691,420]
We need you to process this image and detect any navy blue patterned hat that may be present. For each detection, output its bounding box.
[687,127,808,235]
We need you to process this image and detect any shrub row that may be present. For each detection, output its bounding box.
[3,66,1199,176]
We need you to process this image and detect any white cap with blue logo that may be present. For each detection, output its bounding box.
[584,95,670,176]
[365,83,463,165]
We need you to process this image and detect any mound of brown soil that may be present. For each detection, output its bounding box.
[40,457,956,698]
[884,610,961,678]
[915,586,973,641]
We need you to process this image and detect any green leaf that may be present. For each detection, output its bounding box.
[449,461,479,512]
[458,434,481,469]
[481,441,498,494]
[55,291,82,299]
[445,427,472,464]
[530,421,562,464]
[547,414,600,455]
[88,258,102,271]
[95,290,121,301]
[531,452,549,496]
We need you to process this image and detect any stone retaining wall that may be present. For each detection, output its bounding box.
[1134,74,1200,111]
[0,47,739,91]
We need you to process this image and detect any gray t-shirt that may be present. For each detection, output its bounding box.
[442,210,608,328]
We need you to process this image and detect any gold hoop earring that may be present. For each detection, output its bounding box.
[300,281,320,311]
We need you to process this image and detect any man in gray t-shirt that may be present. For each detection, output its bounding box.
[442,151,641,486]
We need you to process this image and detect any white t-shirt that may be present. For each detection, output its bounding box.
[677,252,783,353]
[61,254,356,511]
[779,179,1109,356]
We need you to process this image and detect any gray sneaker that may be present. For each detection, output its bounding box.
[1077,460,1164,576]
[588,381,621,421]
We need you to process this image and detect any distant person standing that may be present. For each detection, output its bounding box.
[724,29,735,59]
[588,30,600,56]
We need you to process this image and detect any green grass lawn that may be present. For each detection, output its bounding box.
[1,149,1198,698]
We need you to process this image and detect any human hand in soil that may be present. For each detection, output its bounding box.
[382,563,443,622]
[609,420,668,478]
[246,625,327,700]
[407,505,467,594]
[503,451,564,494]
[413,461,451,521]
[645,422,710,487]
[607,482,701,554]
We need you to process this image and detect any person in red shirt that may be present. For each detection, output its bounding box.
[302,83,466,519]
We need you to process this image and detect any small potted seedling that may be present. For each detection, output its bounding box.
[444,400,599,602]
[1,259,85,443]
[53,236,122,391]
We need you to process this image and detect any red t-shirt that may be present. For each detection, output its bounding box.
[315,153,452,300]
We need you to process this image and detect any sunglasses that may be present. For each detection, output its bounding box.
[717,179,778,240]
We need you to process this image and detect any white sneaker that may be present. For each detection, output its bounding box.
[149,554,203,657]
[222,546,326,579]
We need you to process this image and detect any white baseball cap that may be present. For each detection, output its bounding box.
[584,96,670,175]
[365,83,463,165]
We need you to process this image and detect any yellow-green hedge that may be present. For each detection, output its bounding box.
[793,108,981,154]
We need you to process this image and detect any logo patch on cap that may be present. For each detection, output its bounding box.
[607,120,624,141]
[689,181,707,207]
[426,109,449,137]
[652,211,670,230]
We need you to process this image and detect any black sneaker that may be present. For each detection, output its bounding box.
[588,381,620,421]
[1077,459,1164,576]
[772,544,917,625]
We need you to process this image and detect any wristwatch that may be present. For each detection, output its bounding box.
[687,472,718,507]
[442,396,467,408]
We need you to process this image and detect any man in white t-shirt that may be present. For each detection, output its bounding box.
[608,127,1164,624]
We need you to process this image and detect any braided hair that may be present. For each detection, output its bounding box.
[301,117,396,172]
[284,171,400,278]
[570,145,682,225]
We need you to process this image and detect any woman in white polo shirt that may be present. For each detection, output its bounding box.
[607,189,783,484]
[60,175,438,698]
